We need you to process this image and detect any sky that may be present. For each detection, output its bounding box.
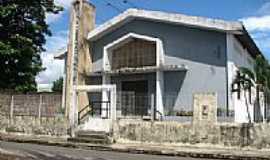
[36,0,270,88]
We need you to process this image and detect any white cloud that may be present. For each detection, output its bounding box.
[46,12,63,24]
[239,2,270,59]
[240,2,270,32]
[36,30,68,85]
[39,0,74,84]
[45,0,73,24]
[56,0,73,9]
[240,15,270,32]
[36,53,64,85]
[45,30,68,52]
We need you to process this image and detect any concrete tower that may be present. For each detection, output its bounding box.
[65,0,95,127]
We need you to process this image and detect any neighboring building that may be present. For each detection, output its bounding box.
[62,0,265,129]
[37,84,52,92]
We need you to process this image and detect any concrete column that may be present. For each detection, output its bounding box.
[65,0,95,119]
[69,86,78,137]
[61,74,66,110]
[110,85,117,121]
[38,94,42,119]
[102,74,111,118]
[156,70,164,119]
[10,95,14,124]
[151,93,155,121]
[156,39,165,67]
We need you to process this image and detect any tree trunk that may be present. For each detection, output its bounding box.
[255,85,260,122]
[244,90,252,123]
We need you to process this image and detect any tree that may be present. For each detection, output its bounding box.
[0,0,63,92]
[52,77,63,92]
[253,55,269,122]
[232,55,270,123]
[232,68,255,123]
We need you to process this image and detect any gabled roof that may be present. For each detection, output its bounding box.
[88,9,243,40]
[87,8,263,57]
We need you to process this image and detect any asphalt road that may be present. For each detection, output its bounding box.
[0,141,220,160]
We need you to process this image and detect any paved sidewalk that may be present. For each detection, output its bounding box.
[0,133,270,160]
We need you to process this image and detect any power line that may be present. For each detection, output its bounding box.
[122,0,138,9]
[91,0,111,23]
[91,0,123,24]
[100,0,123,13]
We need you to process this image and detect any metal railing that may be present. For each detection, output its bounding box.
[90,101,110,118]
[78,101,111,124]
[78,104,91,125]
[117,92,152,118]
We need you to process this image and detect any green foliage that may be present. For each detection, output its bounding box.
[233,55,270,92]
[232,55,270,123]
[239,67,255,90]
[254,55,270,91]
[0,0,63,93]
[52,77,63,92]
[232,68,254,123]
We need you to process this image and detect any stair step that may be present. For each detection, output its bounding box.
[76,130,109,136]
[69,130,112,144]
[68,137,110,144]
[76,133,108,140]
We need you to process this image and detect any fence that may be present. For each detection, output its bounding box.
[86,91,270,123]
[115,92,194,122]
[0,93,63,118]
[117,92,151,117]
[115,92,233,123]
[116,92,153,118]
[263,90,270,122]
[0,93,67,136]
[159,93,190,122]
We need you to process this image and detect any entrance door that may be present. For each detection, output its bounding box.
[121,80,148,116]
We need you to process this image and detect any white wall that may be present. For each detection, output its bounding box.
[227,34,257,123]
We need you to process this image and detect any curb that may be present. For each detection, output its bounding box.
[0,135,270,160]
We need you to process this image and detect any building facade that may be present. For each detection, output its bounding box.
[62,1,265,128]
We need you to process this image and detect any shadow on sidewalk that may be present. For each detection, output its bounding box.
[0,151,107,160]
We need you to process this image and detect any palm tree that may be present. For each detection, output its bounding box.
[232,68,255,123]
[232,55,270,123]
[253,55,270,122]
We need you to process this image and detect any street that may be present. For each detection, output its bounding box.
[0,141,220,160]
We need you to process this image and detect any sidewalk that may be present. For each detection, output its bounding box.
[1,133,270,160]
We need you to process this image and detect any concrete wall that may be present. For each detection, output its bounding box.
[112,92,270,149]
[0,115,68,136]
[226,34,259,123]
[114,120,270,149]
[76,1,96,112]
[90,19,227,112]
[0,93,68,136]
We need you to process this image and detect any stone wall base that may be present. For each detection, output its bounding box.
[113,119,270,149]
[0,115,68,136]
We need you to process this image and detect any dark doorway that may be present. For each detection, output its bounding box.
[122,80,148,93]
[121,80,149,116]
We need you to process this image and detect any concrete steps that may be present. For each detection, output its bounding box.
[68,130,112,144]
